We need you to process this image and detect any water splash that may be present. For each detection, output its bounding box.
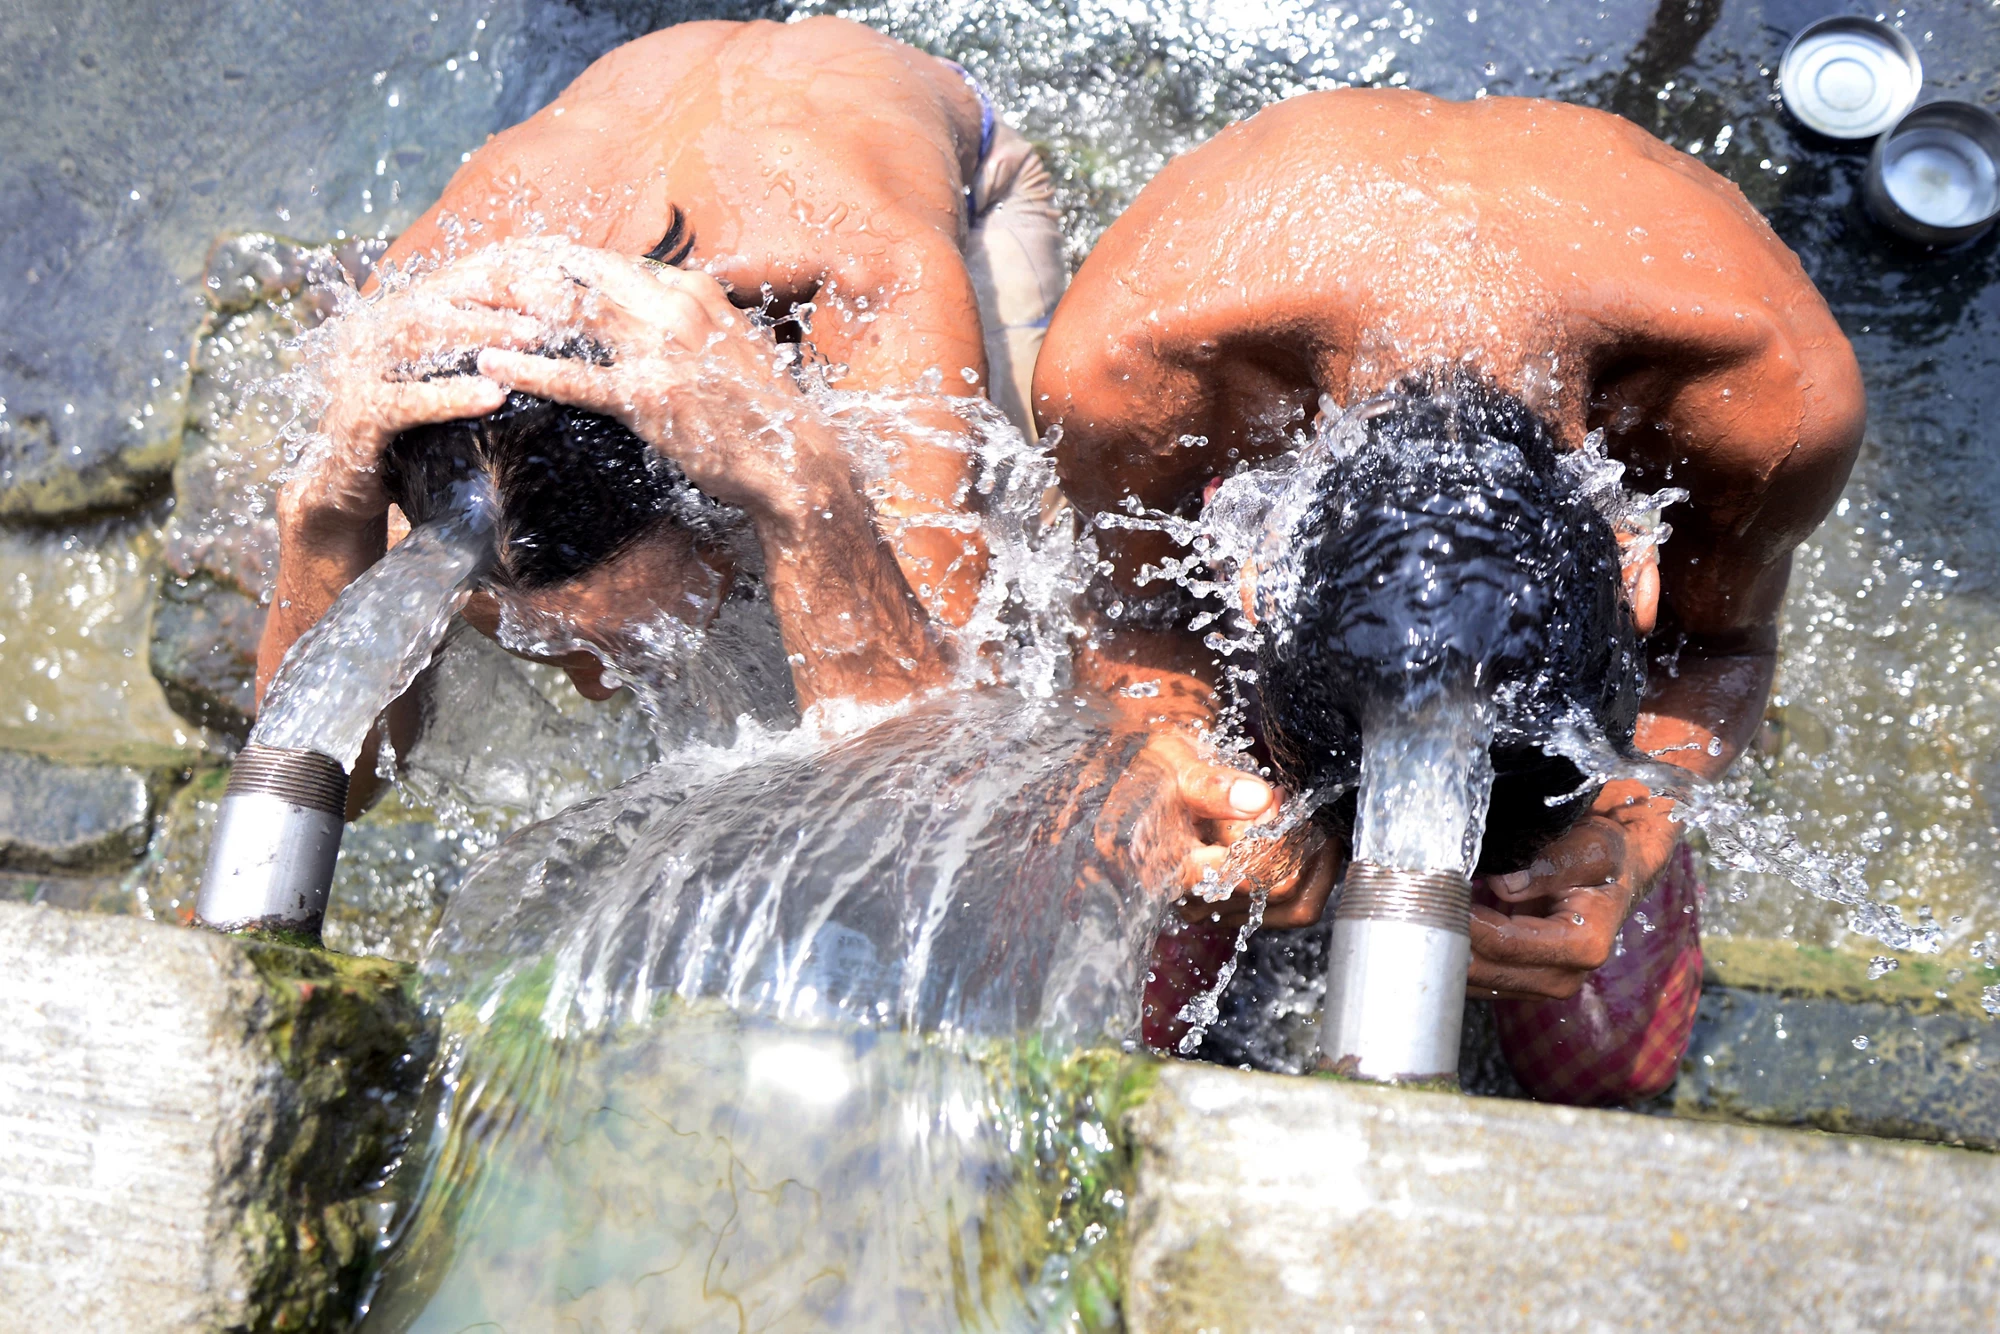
[1535,711,1947,955]
[251,483,496,769]
[363,692,1176,1330]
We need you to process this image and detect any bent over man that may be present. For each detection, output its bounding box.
[1035,88,1864,1099]
[262,18,1268,889]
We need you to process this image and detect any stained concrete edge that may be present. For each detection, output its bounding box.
[1124,1061,2000,1333]
[0,901,431,1332]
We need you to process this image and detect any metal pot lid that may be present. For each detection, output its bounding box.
[1779,17,1923,140]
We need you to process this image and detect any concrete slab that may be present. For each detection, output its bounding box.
[1125,1062,2000,1333]
[0,902,431,1331]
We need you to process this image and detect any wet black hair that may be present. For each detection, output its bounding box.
[1256,370,1644,874]
[380,212,736,590]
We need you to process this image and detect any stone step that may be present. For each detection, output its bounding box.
[1125,1061,2000,1333]
[0,901,432,1332]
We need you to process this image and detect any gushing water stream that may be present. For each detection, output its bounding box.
[251,483,498,771]
[361,694,1171,1331]
[1353,693,1495,877]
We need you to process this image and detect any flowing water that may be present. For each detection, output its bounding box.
[1353,694,1494,877]
[5,0,2000,1325]
[361,694,1171,1331]
[252,482,498,769]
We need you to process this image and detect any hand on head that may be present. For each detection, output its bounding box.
[281,286,540,540]
[415,238,847,529]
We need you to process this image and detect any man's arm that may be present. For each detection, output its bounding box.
[1471,321,1866,998]
[433,239,954,711]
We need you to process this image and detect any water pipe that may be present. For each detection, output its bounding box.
[1317,862,1471,1081]
[195,744,350,937]
[196,476,499,942]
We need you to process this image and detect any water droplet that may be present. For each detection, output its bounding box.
[1852,1035,1869,1050]
[1983,986,2000,1017]
[1867,956,1899,980]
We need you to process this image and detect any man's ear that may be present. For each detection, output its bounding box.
[1619,537,1660,637]
[565,662,623,701]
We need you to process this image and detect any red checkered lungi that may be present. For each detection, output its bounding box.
[1491,841,1705,1106]
[1141,915,1240,1052]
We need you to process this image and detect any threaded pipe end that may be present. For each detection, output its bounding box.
[226,744,349,816]
[1333,861,1471,934]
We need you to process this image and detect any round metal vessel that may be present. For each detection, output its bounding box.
[1778,17,1922,141]
[1864,101,2000,247]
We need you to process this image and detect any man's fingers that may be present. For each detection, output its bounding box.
[425,259,591,323]
[476,349,629,415]
[1465,956,1586,1001]
[383,302,548,361]
[378,376,509,433]
[1175,760,1276,825]
[1179,842,1231,893]
[1469,901,1616,972]
[1261,846,1339,928]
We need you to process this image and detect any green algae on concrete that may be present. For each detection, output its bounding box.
[0,901,434,1333]
[226,934,436,1330]
[1704,934,1998,1018]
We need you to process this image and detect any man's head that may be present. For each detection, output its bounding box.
[382,385,744,696]
[1256,371,1644,873]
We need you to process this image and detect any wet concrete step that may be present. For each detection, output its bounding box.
[0,901,432,1332]
[1125,1061,2000,1333]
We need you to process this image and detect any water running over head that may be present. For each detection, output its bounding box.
[379,374,799,746]
[1256,370,1645,876]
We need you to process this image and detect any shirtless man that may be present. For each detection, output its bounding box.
[1035,89,1864,1097]
[260,18,1271,898]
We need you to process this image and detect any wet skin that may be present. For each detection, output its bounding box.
[259,18,1264,856]
[1035,89,1866,1000]
[262,19,990,724]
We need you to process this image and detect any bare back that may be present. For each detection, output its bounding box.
[387,17,989,396]
[1036,88,1865,641]
[378,18,999,618]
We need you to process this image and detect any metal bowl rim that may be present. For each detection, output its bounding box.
[1778,16,1924,140]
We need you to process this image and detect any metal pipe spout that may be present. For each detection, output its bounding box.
[195,745,349,940]
[1317,861,1471,1083]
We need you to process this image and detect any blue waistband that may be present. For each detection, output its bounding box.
[942,58,996,164]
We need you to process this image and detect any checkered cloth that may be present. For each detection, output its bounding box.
[1491,842,1705,1106]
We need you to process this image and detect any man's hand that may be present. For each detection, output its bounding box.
[428,238,846,532]
[281,290,540,542]
[1468,780,1680,1000]
[1098,729,1340,927]
[262,285,544,706]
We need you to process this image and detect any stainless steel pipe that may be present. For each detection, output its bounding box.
[1317,861,1471,1083]
[195,744,349,939]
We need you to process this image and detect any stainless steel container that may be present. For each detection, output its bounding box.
[1778,17,1922,141]
[195,744,349,938]
[1317,861,1471,1082]
[1864,101,2000,247]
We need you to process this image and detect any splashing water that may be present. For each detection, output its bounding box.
[1353,691,1496,878]
[1535,713,1946,955]
[361,692,1176,1330]
[251,483,497,769]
